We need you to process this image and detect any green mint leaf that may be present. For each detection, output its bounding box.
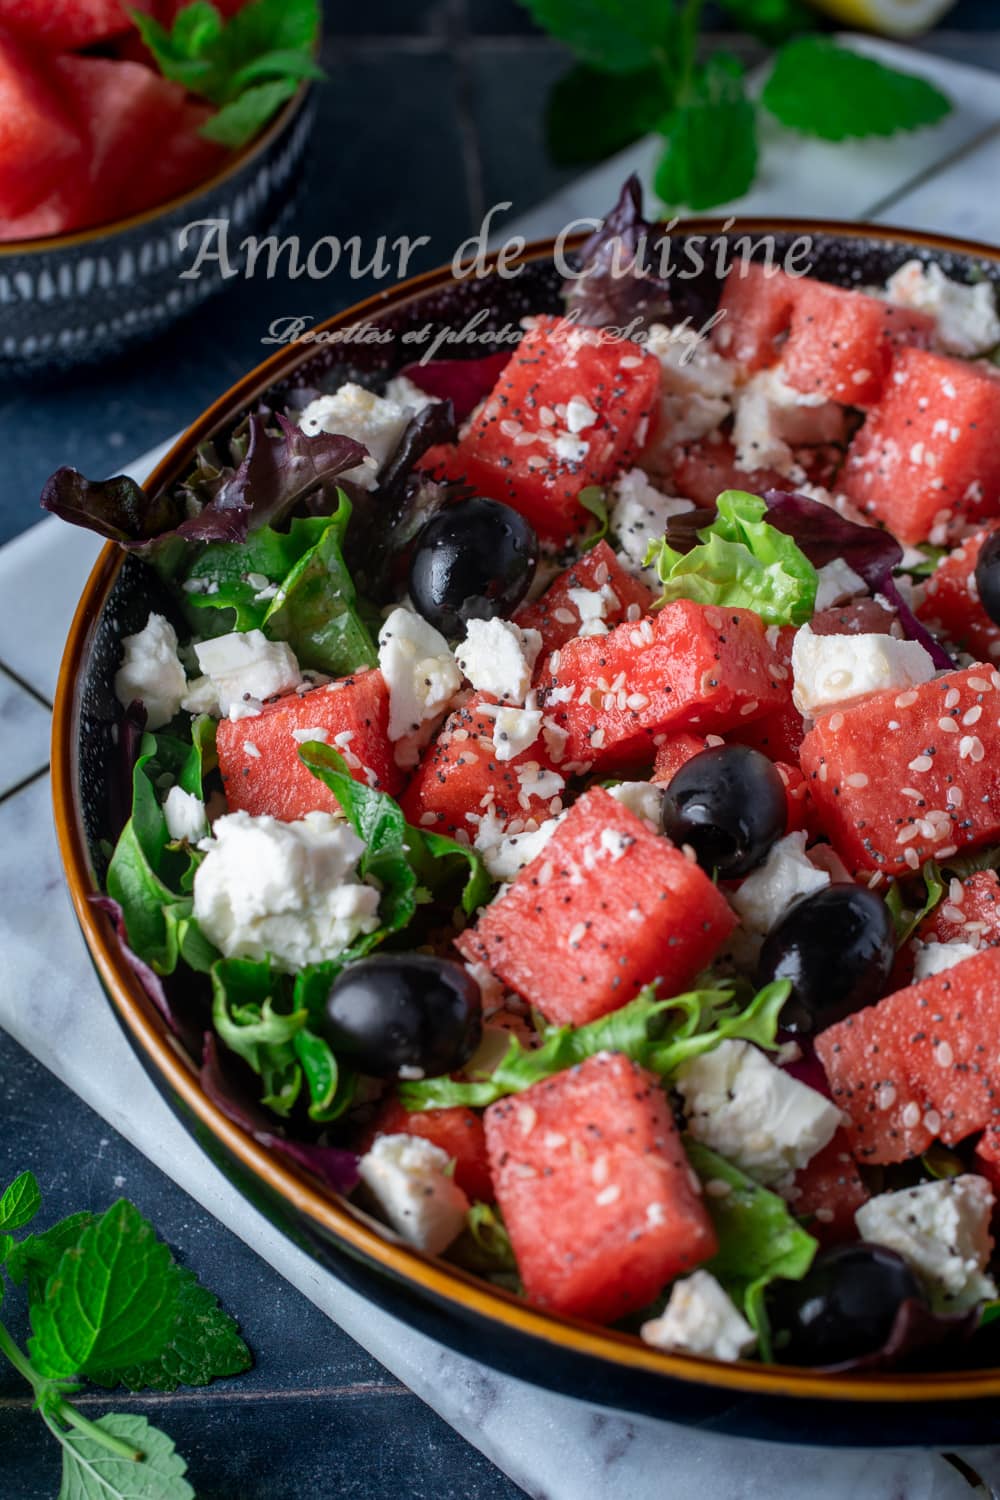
[713,0,813,44]
[546,64,667,165]
[886,859,944,949]
[200,78,300,148]
[29,1202,180,1380]
[6,1214,96,1301]
[211,958,307,1078]
[56,1412,194,1500]
[0,1233,13,1264]
[655,55,758,213]
[87,1266,251,1393]
[130,5,226,97]
[221,0,320,57]
[685,1139,818,1362]
[648,489,818,625]
[227,47,325,94]
[762,38,951,142]
[517,0,675,74]
[417,830,493,917]
[0,1170,42,1232]
[577,486,610,553]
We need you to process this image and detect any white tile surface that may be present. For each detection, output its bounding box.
[0,670,50,796]
[875,124,1000,242]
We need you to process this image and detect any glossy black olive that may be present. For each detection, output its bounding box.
[323,954,482,1079]
[975,529,1000,626]
[661,745,787,878]
[766,1243,922,1366]
[409,496,538,637]
[758,883,895,1035]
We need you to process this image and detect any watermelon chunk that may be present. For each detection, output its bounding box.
[514,541,653,657]
[420,317,660,544]
[456,786,736,1027]
[0,0,150,51]
[667,435,800,509]
[712,263,801,371]
[781,280,935,409]
[651,731,711,784]
[800,665,1000,876]
[918,527,1000,665]
[815,947,1000,1163]
[359,1097,493,1203]
[399,694,564,840]
[0,28,85,220]
[728,624,803,764]
[485,1052,717,1322]
[216,670,403,821]
[918,870,1000,949]
[537,599,788,774]
[789,1128,869,1246]
[842,348,1000,545]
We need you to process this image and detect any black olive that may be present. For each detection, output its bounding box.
[766,1243,922,1367]
[975,529,1000,626]
[323,954,482,1079]
[661,745,787,878]
[409,496,538,637]
[758,883,894,1034]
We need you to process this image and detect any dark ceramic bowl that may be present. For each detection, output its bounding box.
[52,221,1000,1447]
[0,84,313,382]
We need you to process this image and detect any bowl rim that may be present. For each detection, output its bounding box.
[0,78,310,259]
[51,216,1000,1408]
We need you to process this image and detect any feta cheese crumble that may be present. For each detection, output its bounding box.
[641,1270,756,1362]
[731,368,845,479]
[885,260,1000,359]
[610,468,693,585]
[193,810,381,973]
[730,832,830,941]
[643,322,735,448]
[163,786,208,844]
[184,630,302,719]
[114,612,188,729]
[474,811,564,883]
[382,374,439,414]
[492,705,543,762]
[298,382,412,490]
[455,618,542,705]
[912,939,981,980]
[813,558,867,612]
[791,624,936,716]
[605,780,665,832]
[855,1175,996,1309]
[378,607,462,766]
[676,1039,840,1186]
[358,1134,469,1254]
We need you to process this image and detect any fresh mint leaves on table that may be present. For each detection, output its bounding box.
[521,0,952,211]
[0,1171,251,1500]
[131,0,325,149]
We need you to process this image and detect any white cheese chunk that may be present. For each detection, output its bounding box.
[731,832,830,940]
[186,630,302,718]
[791,623,936,716]
[643,323,736,450]
[114,612,188,729]
[382,374,439,414]
[641,1270,756,1362]
[566,583,619,638]
[358,1134,469,1255]
[855,1175,996,1309]
[610,468,693,584]
[298,381,412,490]
[885,260,1000,359]
[606,780,665,832]
[731,368,845,478]
[378,607,462,766]
[912,939,981,980]
[163,786,208,844]
[455,617,541,705]
[813,558,868,612]
[676,1039,841,1186]
[474,811,564,883]
[492,706,543,762]
[193,810,380,973]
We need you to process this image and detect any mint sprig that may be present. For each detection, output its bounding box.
[132,0,324,150]
[0,1172,250,1498]
[521,0,952,211]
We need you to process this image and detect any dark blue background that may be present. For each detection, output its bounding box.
[1,2,999,1496]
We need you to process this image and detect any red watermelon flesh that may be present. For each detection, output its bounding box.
[0,28,85,220]
[485,1052,717,1322]
[918,527,1000,665]
[781,280,935,409]
[118,98,228,220]
[788,1128,869,1247]
[514,541,653,658]
[666,434,842,510]
[216,670,403,821]
[456,786,736,1027]
[0,0,150,50]
[359,1098,493,1203]
[651,731,711,784]
[712,262,802,371]
[918,870,1000,949]
[816,946,1000,1163]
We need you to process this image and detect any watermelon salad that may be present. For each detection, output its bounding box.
[0,0,318,241]
[44,183,1000,1373]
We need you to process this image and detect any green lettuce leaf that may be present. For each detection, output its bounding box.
[686,1139,818,1361]
[447,1204,521,1292]
[647,489,818,625]
[577,485,610,553]
[400,979,790,1111]
[886,859,944,949]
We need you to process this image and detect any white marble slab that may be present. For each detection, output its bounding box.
[875,125,1000,243]
[0,669,50,795]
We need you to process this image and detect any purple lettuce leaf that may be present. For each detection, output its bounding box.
[563,173,673,329]
[764,490,955,669]
[397,351,512,421]
[374,399,457,510]
[90,894,194,1047]
[110,700,148,844]
[201,1035,360,1196]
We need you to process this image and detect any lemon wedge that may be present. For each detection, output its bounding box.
[806,0,957,35]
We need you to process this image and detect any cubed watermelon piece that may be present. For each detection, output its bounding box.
[399,694,564,840]
[651,731,711,784]
[842,348,1000,545]
[815,947,1000,1162]
[712,263,801,371]
[918,527,1000,665]
[456,786,736,1026]
[728,623,803,764]
[789,1129,869,1247]
[665,434,841,510]
[781,280,935,409]
[216,670,403,821]
[514,541,653,656]
[800,665,1000,876]
[485,1052,717,1322]
[359,1097,493,1203]
[918,870,1000,948]
[537,600,788,774]
[0,0,150,50]
[0,28,85,220]
[420,316,660,544]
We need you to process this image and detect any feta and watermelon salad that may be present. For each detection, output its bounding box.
[45,184,1000,1372]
